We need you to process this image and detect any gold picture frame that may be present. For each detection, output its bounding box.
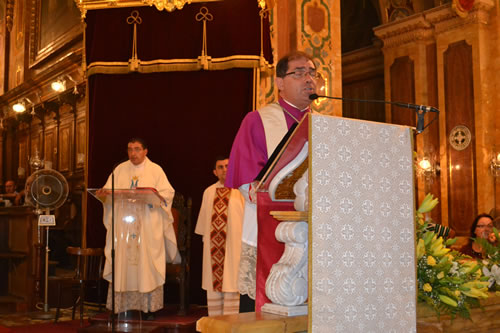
[29,0,82,68]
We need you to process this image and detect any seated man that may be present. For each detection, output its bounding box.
[0,180,20,206]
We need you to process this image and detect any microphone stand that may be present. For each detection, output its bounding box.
[310,94,439,134]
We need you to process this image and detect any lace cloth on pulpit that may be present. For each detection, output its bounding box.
[238,242,257,300]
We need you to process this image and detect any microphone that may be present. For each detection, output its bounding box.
[309,94,439,134]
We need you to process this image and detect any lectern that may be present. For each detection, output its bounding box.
[88,187,166,304]
[197,113,417,332]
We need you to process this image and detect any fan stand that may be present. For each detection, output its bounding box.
[30,208,56,320]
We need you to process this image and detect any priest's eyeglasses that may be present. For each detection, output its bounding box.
[284,69,321,80]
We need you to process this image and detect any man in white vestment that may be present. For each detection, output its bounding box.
[195,157,245,316]
[101,138,180,315]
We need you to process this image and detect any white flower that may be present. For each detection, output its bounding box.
[483,264,500,288]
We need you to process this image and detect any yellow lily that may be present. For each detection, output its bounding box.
[427,256,437,266]
[418,193,439,214]
[439,294,458,307]
[416,239,426,259]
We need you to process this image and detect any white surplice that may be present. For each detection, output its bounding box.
[102,157,180,312]
[195,182,245,292]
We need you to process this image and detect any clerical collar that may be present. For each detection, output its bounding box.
[280,98,310,112]
[132,159,146,169]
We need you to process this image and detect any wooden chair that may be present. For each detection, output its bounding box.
[167,192,192,315]
[54,246,105,326]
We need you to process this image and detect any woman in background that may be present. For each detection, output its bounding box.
[459,213,495,259]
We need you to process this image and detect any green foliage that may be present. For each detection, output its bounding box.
[416,194,489,319]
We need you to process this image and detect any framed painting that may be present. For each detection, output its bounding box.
[29,0,82,68]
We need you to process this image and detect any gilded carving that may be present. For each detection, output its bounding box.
[6,0,14,32]
[425,0,494,35]
[386,0,415,22]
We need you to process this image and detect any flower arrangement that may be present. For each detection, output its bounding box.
[416,194,490,319]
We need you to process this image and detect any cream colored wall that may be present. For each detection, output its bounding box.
[375,0,499,227]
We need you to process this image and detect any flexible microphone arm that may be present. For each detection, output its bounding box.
[309,93,439,134]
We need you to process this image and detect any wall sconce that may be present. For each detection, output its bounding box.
[51,78,66,92]
[416,156,440,183]
[12,98,33,113]
[491,151,500,177]
[51,75,77,93]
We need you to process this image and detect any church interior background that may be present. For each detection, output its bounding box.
[0,0,499,317]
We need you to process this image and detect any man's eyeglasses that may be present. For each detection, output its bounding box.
[284,69,321,80]
[127,147,143,153]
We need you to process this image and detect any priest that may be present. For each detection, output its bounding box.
[225,51,318,311]
[100,138,180,315]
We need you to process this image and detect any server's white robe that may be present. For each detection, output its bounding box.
[195,182,245,292]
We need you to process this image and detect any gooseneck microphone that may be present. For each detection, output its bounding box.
[309,94,439,134]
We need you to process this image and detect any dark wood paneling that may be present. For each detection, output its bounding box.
[76,117,85,170]
[44,127,56,168]
[58,122,72,173]
[30,130,42,160]
[18,134,28,178]
[0,1,6,95]
[3,120,18,182]
[390,56,417,203]
[426,43,442,223]
[390,56,416,127]
[444,40,476,235]
[343,76,385,122]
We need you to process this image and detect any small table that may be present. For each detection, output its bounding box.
[196,312,307,333]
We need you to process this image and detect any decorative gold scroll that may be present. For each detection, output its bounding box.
[74,0,221,18]
[195,7,213,70]
[126,10,142,71]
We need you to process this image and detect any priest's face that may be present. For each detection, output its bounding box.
[127,141,148,165]
[213,159,229,184]
[276,57,317,110]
